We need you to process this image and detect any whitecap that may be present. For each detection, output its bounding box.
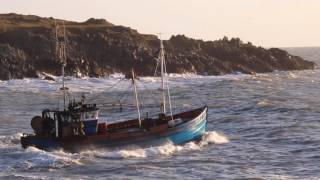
[0,133,23,148]
[109,73,125,79]
[199,131,229,145]
[79,131,229,159]
[257,99,272,107]
[0,72,255,94]
[288,72,298,79]
[22,147,82,168]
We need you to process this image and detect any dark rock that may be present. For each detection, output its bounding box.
[0,13,315,80]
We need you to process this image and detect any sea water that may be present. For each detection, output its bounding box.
[0,47,319,179]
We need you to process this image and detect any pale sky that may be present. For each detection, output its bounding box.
[1,0,320,47]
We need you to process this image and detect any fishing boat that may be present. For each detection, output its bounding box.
[20,24,208,151]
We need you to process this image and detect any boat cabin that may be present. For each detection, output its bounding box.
[31,101,100,138]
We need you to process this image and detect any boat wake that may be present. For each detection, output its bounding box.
[23,147,82,168]
[0,133,81,170]
[0,131,229,169]
[0,131,229,170]
[0,133,22,148]
[80,131,229,159]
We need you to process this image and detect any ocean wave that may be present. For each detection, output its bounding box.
[79,131,229,159]
[288,72,298,79]
[0,73,254,95]
[0,133,23,148]
[257,99,272,107]
[0,133,82,169]
[1,131,228,170]
[22,147,82,168]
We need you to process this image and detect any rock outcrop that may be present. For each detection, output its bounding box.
[0,13,315,80]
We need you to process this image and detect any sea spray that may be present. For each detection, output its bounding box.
[257,100,272,107]
[0,73,252,94]
[0,133,82,170]
[79,131,229,159]
[200,131,229,145]
[23,147,82,168]
[0,133,23,147]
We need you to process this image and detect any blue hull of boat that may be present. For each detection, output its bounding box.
[169,117,207,144]
[21,107,208,151]
[168,108,207,144]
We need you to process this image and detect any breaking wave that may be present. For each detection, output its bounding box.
[0,73,253,94]
[257,99,272,107]
[80,131,229,159]
[22,147,82,168]
[0,133,22,148]
[0,131,228,170]
[0,133,81,170]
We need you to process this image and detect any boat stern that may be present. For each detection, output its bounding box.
[20,134,57,150]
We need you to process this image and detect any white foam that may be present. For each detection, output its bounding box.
[0,131,228,170]
[0,133,23,148]
[79,131,229,159]
[257,99,272,107]
[199,131,229,145]
[109,73,125,79]
[0,133,82,168]
[288,72,298,79]
[23,147,82,168]
[0,73,253,94]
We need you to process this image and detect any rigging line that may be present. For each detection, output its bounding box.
[118,81,133,101]
[100,79,132,105]
[86,79,127,107]
[104,78,125,92]
[187,86,206,106]
[135,81,151,109]
[115,82,136,112]
[136,80,160,105]
[100,102,160,107]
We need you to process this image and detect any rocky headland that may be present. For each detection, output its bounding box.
[0,13,315,80]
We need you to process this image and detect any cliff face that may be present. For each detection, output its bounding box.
[0,13,315,80]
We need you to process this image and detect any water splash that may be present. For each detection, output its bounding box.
[288,72,298,79]
[199,131,229,145]
[79,131,229,159]
[0,133,81,170]
[257,99,272,107]
[22,147,82,168]
[0,133,22,148]
[0,73,252,94]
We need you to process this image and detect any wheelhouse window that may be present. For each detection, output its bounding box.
[84,110,99,120]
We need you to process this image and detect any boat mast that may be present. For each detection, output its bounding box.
[163,55,173,120]
[160,38,166,114]
[131,69,141,127]
[62,21,67,110]
[55,19,59,61]
[55,19,68,110]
